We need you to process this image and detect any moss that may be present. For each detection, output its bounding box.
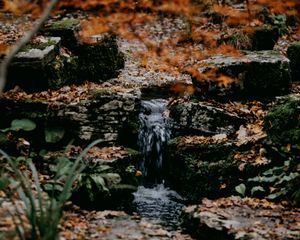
[227,32,252,50]
[264,97,300,144]
[42,19,80,50]
[165,138,240,202]
[76,35,125,82]
[47,55,79,88]
[21,39,57,52]
[91,89,112,99]
[47,19,80,30]
[287,41,300,82]
[126,148,139,156]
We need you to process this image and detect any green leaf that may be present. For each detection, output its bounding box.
[10,119,36,131]
[276,172,299,185]
[101,173,121,188]
[45,126,65,143]
[54,157,73,177]
[267,190,287,200]
[251,186,265,196]
[262,166,284,176]
[0,176,9,190]
[90,175,108,192]
[0,132,7,143]
[44,183,64,192]
[248,176,262,182]
[93,164,112,173]
[235,183,246,196]
[261,174,283,183]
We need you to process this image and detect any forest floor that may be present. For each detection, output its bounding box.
[1,1,300,239]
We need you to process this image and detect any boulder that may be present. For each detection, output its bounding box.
[264,95,300,145]
[224,25,279,51]
[193,51,291,99]
[76,34,125,83]
[6,36,62,92]
[41,18,81,50]
[181,197,300,240]
[287,41,300,82]
[250,25,279,50]
[170,101,244,136]
[165,137,239,202]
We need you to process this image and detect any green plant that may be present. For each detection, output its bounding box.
[270,14,288,36]
[235,152,300,205]
[73,162,121,204]
[0,139,103,239]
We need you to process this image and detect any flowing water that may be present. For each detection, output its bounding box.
[137,99,171,182]
[133,99,184,230]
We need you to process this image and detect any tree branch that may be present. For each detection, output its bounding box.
[0,0,58,95]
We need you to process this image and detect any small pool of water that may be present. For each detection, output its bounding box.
[132,184,185,230]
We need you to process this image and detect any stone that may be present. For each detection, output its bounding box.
[193,50,291,99]
[225,25,279,51]
[6,37,61,91]
[41,18,81,50]
[250,25,279,50]
[170,101,244,136]
[76,34,125,83]
[181,197,300,240]
[165,137,239,201]
[287,41,300,82]
[0,89,141,147]
[264,95,300,145]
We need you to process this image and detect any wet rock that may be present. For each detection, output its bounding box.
[287,41,300,82]
[6,36,61,91]
[61,210,193,240]
[165,136,240,202]
[193,51,291,99]
[170,101,245,136]
[41,18,81,50]
[181,197,300,240]
[264,95,300,145]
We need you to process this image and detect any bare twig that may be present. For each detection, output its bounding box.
[0,0,58,95]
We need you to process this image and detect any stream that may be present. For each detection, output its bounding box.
[132,99,185,230]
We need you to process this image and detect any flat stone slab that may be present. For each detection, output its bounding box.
[182,197,300,240]
[6,36,62,91]
[13,36,61,65]
[193,50,291,99]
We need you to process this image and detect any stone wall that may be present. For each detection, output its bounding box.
[0,89,141,148]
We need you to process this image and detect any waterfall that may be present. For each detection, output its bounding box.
[132,99,184,230]
[138,99,171,182]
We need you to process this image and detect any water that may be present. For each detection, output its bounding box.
[133,99,184,230]
[133,184,185,230]
[138,99,171,182]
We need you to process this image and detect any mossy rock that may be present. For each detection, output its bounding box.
[287,41,300,82]
[76,34,125,82]
[47,54,80,88]
[41,18,81,50]
[165,137,240,202]
[264,96,300,145]
[225,26,279,51]
[194,51,291,100]
[250,25,279,50]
